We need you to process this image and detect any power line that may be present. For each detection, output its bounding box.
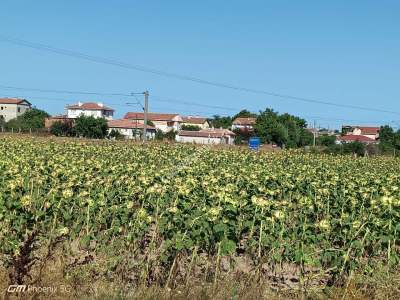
[302,115,386,124]
[0,83,131,97]
[0,90,223,116]
[1,34,399,116]
[0,84,241,112]
[0,85,395,124]
[0,88,394,124]
[5,83,388,122]
[151,95,239,112]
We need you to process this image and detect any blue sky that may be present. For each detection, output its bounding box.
[0,0,399,129]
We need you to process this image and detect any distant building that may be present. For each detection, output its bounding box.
[181,116,210,129]
[0,98,32,122]
[342,125,380,140]
[176,128,235,145]
[108,119,156,139]
[231,117,256,131]
[306,128,319,137]
[337,134,378,144]
[306,128,336,138]
[44,115,74,129]
[66,102,114,120]
[124,112,182,133]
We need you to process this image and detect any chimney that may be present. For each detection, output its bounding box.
[98,102,104,107]
[78,101,82,107]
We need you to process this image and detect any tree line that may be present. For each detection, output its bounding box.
[0,108,110,139]
[2,107,400,155]
[209,109,313,148]
[208,109,400,155]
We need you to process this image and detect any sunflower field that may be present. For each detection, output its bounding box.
[0,136,399,291]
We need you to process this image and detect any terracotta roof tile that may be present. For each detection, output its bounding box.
[357,127,380,135]
[67,102,114,111]
[232,117,256,125]
[181,116,208,124]
[0,98,31,105]
[338,134,376,142]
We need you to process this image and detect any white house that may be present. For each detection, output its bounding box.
[181,116,210,129]
[66,102,114,120]
[0,98,32,122]
[124,112,182,133]
[176,128,235,145]
[108,119,156,140]
[342,125,380,140]
[231,117,256,131]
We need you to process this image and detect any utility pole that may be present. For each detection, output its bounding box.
[143,90,149,142]
[127,91,149,141]
[313,120,316,147]
[135,113,138,141]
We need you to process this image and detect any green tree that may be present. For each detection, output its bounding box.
[317,135,337,147]
[154,129,176,141]
[254,108,311,148]
[324,142,366,156]
[232,109,257,120]
[155,129,164,140]
[164,130,177,141]
[343,141,366,156]
[233,128,254,144]
[108,129,124,140]
[379,125,396,152]
[50,121,73,137]
[299,128,314,146]
[394,130,400,150]
[0,115,5,128]
[254,110,287,147]
[6,108,49,130]
[74,115,108,139]
[208,115,232,129]
[181,124,201,131]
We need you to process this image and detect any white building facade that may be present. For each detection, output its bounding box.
[231,117,256,131]
[66,102,114,120]
[107,119,156,139]
[124,112,182,133]
[0,98,32,122]
[176,129,235,145]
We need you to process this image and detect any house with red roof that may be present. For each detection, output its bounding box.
[124,112,182,133]
[337,134,378,144]
[342,125,380,140]
[0,98,32,122]
[66,102,114,120]
[176,128,235,145]
[107,119,156,140]
[181,116,210,129]
[231,117,256,131]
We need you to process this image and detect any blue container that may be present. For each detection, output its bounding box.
[249,137,261,151]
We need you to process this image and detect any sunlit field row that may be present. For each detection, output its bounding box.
[0,136,399,298]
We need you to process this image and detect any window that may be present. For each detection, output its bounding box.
[17,107,21,113]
